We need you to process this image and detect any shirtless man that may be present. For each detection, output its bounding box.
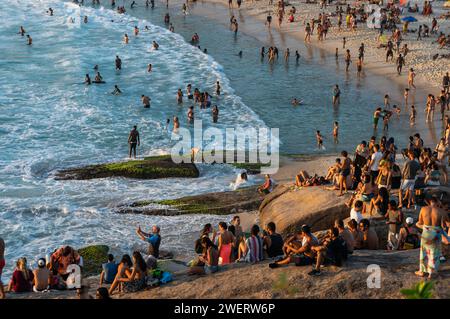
[19,26,26,36]
[358,219,379,249]
[415,196,449,279]
[316,130,324,150]
[187,106,194,123]
[332,84,341,106]
[338,150,351,196]
[0,237,5,299]
[344,49,351,72]
[115,55,122,70]
[215,81,221,96]
[141,95,151,108]
[128,126,140,159]
[123,33,129,44]
[333,121,339,144]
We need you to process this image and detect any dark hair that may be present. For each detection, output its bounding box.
[267,222,276,232]
[336,219,344,228]
[331,227,339,238]
[228,225,236,236]
[96,287,110,299]
[201,236,217,250]
[355,200,363,209]
[251,224,260,236]
[63,246,73,257]
[219,222,228,230]
[202,223,212,234]
[121,254,132,267]
[379,187,389,203]
[301,224,311,234]
[388,200,397,209]
[233,216,240,221]
[107,254,114,262]
[341,150,348,157]
[359,219,370,229]
[348,219,358,230]
[361,141,367,146]
[132,251,147,273]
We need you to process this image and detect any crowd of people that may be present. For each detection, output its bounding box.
[0,225,161,299]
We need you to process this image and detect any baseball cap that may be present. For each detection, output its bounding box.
[406,217,414,225]
[37,258,46,267]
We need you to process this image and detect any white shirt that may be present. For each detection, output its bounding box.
[350,208,363,223]
[370,151,383,171]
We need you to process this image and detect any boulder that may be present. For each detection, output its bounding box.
[259,185,350,235]
[116,186,264,215]
[78,245,109,277]
[55,155,199,180]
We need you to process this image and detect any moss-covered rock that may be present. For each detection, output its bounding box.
[55,155,199,180]
[116,186,263,216]
[78,245,109,276]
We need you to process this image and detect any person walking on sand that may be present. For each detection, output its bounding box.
[128,125,140,159]
[415,196,449,279]
[408,68,416,89]
[396,54,405,75]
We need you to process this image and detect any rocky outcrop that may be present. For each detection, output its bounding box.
[259,186,350,235]
[55,155,199,180]
[78,245,110,277]
[116,186,264,216]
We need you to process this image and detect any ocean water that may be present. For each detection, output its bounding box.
[0,0,265,275]
[0,0,445,276]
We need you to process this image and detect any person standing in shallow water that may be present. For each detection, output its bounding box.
[332,84,341,106]
[128,126,140,159]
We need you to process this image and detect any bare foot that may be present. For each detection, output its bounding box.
[415,271,427,277]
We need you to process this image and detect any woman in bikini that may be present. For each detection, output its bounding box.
[217,222,235,265]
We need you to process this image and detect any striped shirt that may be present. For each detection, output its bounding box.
[245,236,264,263]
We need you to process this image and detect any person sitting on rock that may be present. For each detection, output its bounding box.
[397,217,421,250]
[269,225,318,268]
[241,225,264,263]
[100,254,118,286]
[309,227,348,276]
[32,258,52,292]
[136,225,161,258]
[358,219,379,250]
[263,222,284,259]
[258,174,275,194]
[49,246,81,281]
[188,237,219,275]
[347,219,363,249]
[334,219,355,254]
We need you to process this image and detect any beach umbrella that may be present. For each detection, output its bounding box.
[401,16,418,22]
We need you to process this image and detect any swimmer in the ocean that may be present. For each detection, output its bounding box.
[27,35,32,45]
[169,24,174,32]
[123,33,129,44]
[47,8,54,16]
[186,84,193,99]
[152,41,159,50]
[141,95,151,108]
[295,50,300,63]
[131,1,137,8]
[112,85,122,95]
[18,26,26,36]
[134,26,139,36]
[115,55,122,70]
[216,81,221,96]
[147,63,152,72]
[291,98,300,106]
[203,48,208,54]
[93,64,99,71]
[165,118,170,131]
[84,16,88,23]
[94,72,104,83]
[238,51,242,58]
[85,74,91,85]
